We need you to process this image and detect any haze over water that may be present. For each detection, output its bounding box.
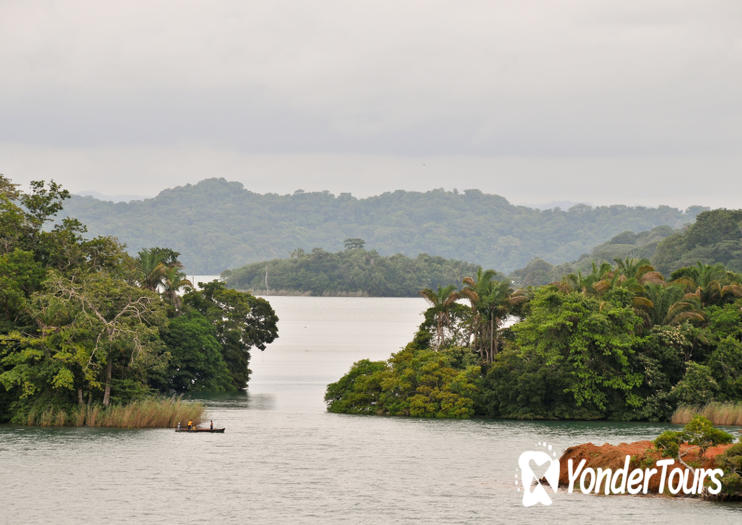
[1,297,740,523]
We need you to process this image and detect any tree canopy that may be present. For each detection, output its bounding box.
[327,258,742,422]
[0,175,278,424]
[60,178,703,273]
[223,248,481,296]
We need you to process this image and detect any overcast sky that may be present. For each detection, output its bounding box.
[1,1,741,208]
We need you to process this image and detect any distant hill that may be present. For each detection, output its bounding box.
[61,178,705,274]
[511,209,742,286]
[510,226,677,286]
[653,209,742,275]
[223,248,482,296]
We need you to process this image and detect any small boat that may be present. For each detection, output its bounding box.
[175,427,225,433]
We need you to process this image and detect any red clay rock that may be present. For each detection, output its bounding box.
[558,440,733,495]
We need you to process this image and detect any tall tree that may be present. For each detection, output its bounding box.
[460,269,528,363]
[185,281,278,389]
[419,285,460,349]
[161,265,193,310]
[36,271,166,406]
[671,262,742,307]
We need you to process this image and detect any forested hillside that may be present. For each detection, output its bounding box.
[653,209,742,275]
[61,178,704,273]
[511,225,677,286]
[511,210,742,286]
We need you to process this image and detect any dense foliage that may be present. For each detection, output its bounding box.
[716,442,742,499]
[223,246,481,296]
[325,348,480,418]
[0,175,278,424]
[326,258,742,421]
[512,209,742,287]
[653,209,742,275]
[61,178,702,273]
[653,415,733,459]
[511,226,677,286]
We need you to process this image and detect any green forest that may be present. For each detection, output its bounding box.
[325,259,742,423]
[223,209,742,297]
[61,177,704,273]
[512,209,742,287]
[223,241,482,296]
[0,176,278,425]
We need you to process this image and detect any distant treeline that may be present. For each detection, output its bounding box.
[223,246,482,297]
[222,210,742,297]
[60,177,704,273]
[512,209,742,286]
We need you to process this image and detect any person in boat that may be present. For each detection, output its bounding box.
[210,420,213,430]
[187,419,193,430]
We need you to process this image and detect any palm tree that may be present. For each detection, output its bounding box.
[161,266,193,310]
[613,257,665,285]
[559,262,614,296]
[671,263,742,307]
[632,283,705,329]
[136,248,169,291]
[460,269,528,363]
[419,285,460,349]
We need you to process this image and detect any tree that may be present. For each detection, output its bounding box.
[185,281,278,389]
[460,269,528,363]
[483,288,643,419]
[343,238,365,250]
[671,262,742,307]
[0,249,46,332]
[20,180,69,229]
[419,285,460,349]
[0,174,281,424]
[654,415,733,460]
[632,283,705,328]
[325,346,480,418]
[158,310,233,392]
[671,362,720,407]
[716,443,742,499]
[161,265,193,310]
[136,247,181,291]
[36,271,166,406]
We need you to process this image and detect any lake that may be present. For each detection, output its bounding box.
[1,297,740,523]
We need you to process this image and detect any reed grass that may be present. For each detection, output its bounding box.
[672,402,742,426]
[24,397,204,429]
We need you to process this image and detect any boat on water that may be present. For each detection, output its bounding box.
[175,427,225,433]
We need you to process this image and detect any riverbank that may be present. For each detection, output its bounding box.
[23,398,204,428]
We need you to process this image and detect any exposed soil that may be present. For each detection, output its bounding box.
[558,440,733,495]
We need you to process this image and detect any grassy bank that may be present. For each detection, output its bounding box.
[24,397,205,428]
[671,402,742,426]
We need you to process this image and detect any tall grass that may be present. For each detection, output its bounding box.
[672,402,742,426]
[24,397,205,429]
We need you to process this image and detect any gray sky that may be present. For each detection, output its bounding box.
[1,1,741,208]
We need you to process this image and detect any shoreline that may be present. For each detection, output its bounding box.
[16,398,205,429]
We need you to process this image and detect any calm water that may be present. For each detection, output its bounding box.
[1,297,740,524]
